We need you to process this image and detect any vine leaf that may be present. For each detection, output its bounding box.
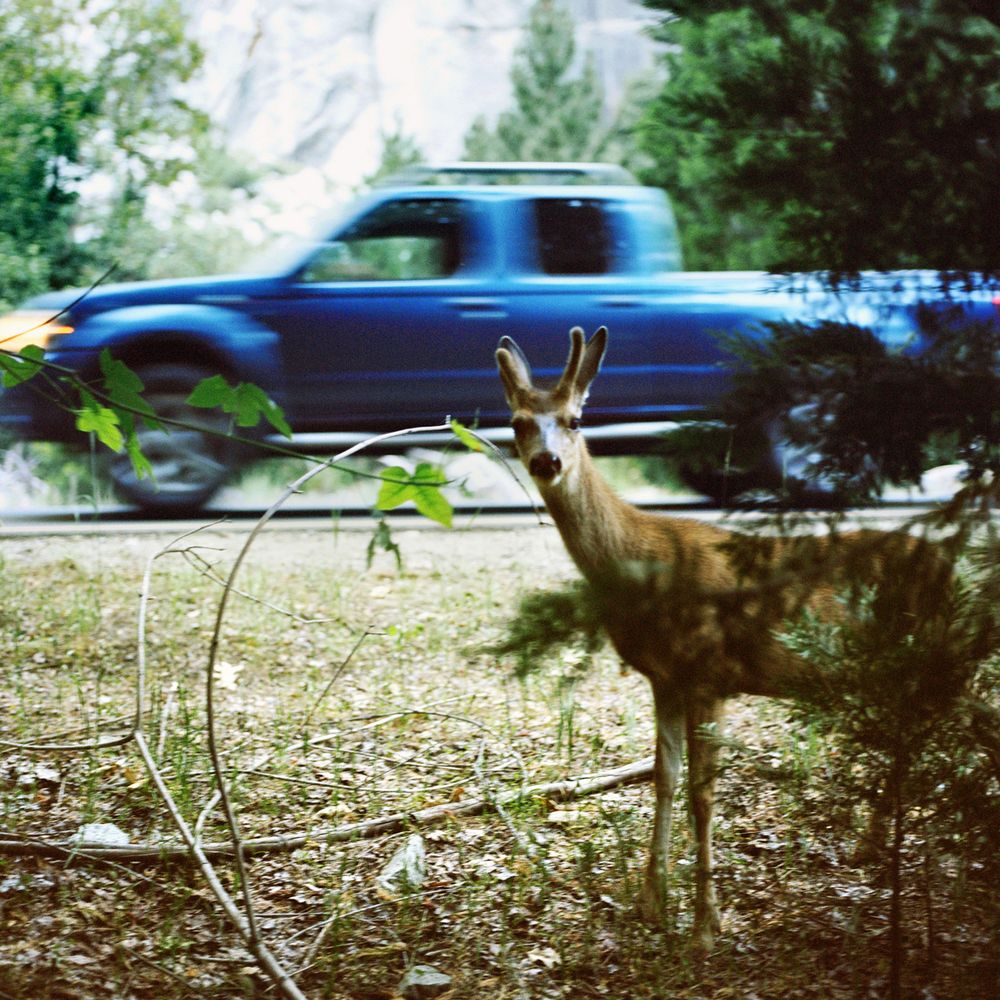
[451,418,484,452]
[0,344,44,387]
[187,374,292,437]
[375,463,453,528]
[125,431,155,481]
[99,349,159,429]
[75,389,124,452]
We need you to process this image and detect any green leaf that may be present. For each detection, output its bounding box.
[451,418,485,452]
[259,394,292,438]
[0,345,44,387]
[186,374,231,409]
[187,375,292,437]
[228,382,271,428]
[374,463,453,527]
[125,430,154,481]
[99,348,143,394]
[230,382,292,436]
[75,391,124,452]
[99,349,158,426]
[411,462,453,528]
[376,466,416,510]
[413,487,453,528]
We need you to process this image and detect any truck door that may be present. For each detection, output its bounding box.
[262,196,506,430]
[501,196,737,424]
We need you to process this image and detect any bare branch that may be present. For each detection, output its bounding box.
[0,756,654,861]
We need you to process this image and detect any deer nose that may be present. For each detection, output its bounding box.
[529,452,562,480]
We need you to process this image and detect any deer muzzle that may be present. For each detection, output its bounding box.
[529,452,563,480]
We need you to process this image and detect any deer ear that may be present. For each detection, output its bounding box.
[496,336,532,403]
[575,326,607,398]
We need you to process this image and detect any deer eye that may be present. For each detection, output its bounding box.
[567,416,581,432]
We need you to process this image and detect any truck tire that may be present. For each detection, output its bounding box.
[107,363,240,514]
[674,422,769,505]
[758,408,847,507]
[677,416,842,507]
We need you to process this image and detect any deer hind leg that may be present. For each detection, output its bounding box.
[637,684,684,924]
[687,699,724,952]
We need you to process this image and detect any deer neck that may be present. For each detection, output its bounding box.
[537,446,643,579]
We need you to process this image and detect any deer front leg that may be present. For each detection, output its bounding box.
[637,684,684,924]
[687,699,724,953]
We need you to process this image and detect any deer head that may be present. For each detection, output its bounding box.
[496,326,607,486]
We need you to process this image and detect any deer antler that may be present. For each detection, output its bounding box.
[554,326,586,400]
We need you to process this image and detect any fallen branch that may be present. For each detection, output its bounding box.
[0,756,654,861]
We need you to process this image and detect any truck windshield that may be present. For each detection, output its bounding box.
[300,198,465,281]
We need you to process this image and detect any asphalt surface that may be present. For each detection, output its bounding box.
[0,496,948,538]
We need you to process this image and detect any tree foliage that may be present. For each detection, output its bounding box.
[462,0,643,168]
[0,0,205,306]
[717,306,1000,501]
[362,127,425,188]
[639,0,1000,272]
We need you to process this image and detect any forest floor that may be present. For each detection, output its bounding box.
[0,519,995,999]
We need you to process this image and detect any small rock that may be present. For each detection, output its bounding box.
[398,964,451,999]
[546,809,581,824]
[376,833,426,894]
[35,765,61,786]
[72,822,130,847]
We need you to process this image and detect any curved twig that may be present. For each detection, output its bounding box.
[198,424,452,984]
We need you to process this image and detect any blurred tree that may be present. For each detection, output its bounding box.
[639,0,1000,273]
[97,135,271,282]
[0,0,206,305]
[362,126,425,188]
[462,0,644,169]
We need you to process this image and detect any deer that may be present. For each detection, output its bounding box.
[496,325,946,952]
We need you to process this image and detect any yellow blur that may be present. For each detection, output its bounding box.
[0,310,75,354]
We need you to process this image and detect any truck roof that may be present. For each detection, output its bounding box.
[376,161,640,188]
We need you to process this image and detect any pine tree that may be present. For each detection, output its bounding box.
[639,0,1000,273]
[363,127,424,188]
[463,0,634,165]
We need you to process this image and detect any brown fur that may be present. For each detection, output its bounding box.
[497,325,942,950]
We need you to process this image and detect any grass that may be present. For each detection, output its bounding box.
[0,520,995,999]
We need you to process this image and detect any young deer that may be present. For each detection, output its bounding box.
[496,325,943,951]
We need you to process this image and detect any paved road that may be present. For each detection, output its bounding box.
[0,498,947,538]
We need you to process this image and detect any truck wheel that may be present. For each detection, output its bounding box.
[107,363,240,513]
[758,408,846,507]
[676,416,841,507]
[674,422,769,505]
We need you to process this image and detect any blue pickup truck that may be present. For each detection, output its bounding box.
[1,162,995,511]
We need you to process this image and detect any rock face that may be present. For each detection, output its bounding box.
[182,0,660,193]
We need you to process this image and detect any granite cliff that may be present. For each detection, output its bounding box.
[182,0,661,195]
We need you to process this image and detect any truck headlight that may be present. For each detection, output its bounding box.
[0,310,75,354]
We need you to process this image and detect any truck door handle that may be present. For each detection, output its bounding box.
[446,297,508,316]
[598,296,643,308]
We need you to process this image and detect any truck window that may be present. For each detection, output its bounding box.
[301,199,464,282]
[533,198,612,275]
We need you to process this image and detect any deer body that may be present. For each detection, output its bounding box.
[496,326,934,951]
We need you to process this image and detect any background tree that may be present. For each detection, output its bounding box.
[0,1,96,306]
[639,0,1000,272]
[362,126,425,188]
[0,0,214,306]
[463,0,645,169]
